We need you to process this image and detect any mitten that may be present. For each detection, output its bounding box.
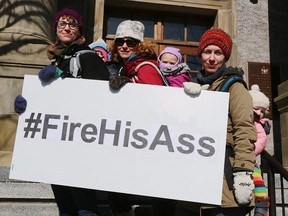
[14,95,27,114]
[233,171,254,205]
[109,76,130,90]
[183,82,201,95]
[201,84,209,90]
[262,121,271,135]
[38,65,63,82]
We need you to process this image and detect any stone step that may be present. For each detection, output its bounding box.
[0,182,54,199]
[0,202,58,216]
[1,166,288,215]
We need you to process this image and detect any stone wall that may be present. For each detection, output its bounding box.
[234,0,270,80]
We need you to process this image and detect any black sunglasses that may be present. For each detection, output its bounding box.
[115,38,139,47]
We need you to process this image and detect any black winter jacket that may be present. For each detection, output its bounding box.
[54,44,109,80]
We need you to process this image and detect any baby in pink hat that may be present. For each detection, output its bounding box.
[158,47,191,87]
[89,38,111,62]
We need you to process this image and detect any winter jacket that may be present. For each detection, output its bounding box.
[161,62,192,87]
[124,58,165,85]
[166,73,191,87]
[179,66,257,212]
[254,120,268,156]
[54,44,109,80]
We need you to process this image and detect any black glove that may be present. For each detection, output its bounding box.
[14,95,27,114]
[109,76,130,90]
[38,65,63,82]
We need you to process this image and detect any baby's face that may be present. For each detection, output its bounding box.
[253,107,266,119]
[95,50,105,61]
[160,53,178,66]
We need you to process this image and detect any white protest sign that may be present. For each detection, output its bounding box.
[10,75,229,205]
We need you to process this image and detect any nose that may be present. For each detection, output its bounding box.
[63,23,70,30]
[208,52,215,60]
[122,42,129,48]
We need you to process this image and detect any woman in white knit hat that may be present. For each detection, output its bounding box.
[108,20,166,88]
[107,20,173,216]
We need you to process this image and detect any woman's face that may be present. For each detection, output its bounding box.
[201,45,226,73]
[115,37,139,61]
[56,16,80,45]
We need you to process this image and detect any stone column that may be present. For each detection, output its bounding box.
[274,81,288,169]
[0,1,56,166]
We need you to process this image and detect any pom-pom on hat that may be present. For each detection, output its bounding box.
[115,20,144,42]
[249,84,270,110]
[198,28,232,61]
[89,38,111,61]
[53,8,84,34]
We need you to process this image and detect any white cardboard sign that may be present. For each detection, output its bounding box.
[10,75,229,205]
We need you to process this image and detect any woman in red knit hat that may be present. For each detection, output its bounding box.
[177,28,257,216]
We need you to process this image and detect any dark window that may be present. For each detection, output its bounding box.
[104,6,215,73]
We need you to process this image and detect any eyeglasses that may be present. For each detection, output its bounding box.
[57,21,79,30]
[115,38,139,47]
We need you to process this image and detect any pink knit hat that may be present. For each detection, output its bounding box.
[158,47,182,70]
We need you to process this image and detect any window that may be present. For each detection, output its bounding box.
[104,6,215,72]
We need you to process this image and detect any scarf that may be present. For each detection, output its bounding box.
[47,36,86,60]
[160,63,190,76]
[197,64,227,85]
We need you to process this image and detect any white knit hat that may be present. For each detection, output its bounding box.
[249,84,270,110]
[115,20,144,42]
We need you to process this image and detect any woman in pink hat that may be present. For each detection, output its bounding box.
[14,8,109,216]
[42,8,110,216]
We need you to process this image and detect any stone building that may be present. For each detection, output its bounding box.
[0,0,287,215]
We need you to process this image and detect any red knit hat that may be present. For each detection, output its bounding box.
[53,8,84,34]
[198,28,232,61]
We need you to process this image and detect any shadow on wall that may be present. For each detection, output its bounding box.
[0,0,55,57]
[0,114,18,166]
[268,0,288,82]
[268,0,288,163]
[250,0,258,4]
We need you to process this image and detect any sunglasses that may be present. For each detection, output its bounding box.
[115,38,139,47]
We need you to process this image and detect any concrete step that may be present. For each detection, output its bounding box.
[1,166,288,216]
[0,202,58,216]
